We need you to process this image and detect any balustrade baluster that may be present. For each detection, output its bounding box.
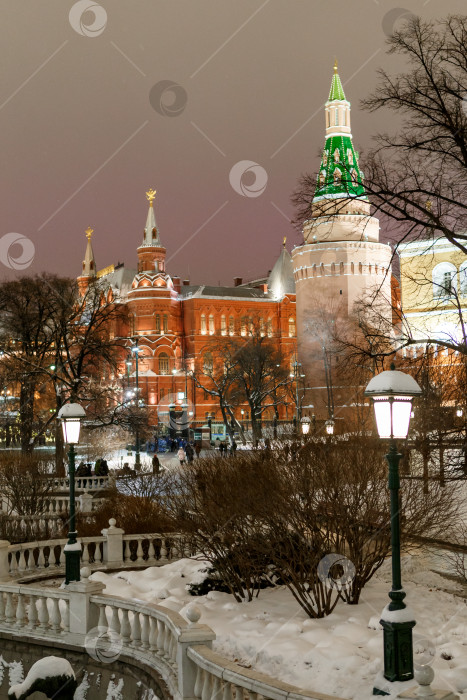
[5,592,15,624]
[212,677,222,700]
[95,542,103,564]
[201,670,212,700]
[234,685,243,700]
[27,595,37,629]
[58,545,65,567]
[120,609,131,643]
[50,598,61,633]
[131,611,141,647]
[156,618,166,654]
[171,540,178,561]
[147,540,156,562]
[222,682,232,700]
[37,547,45,569]
[82,543,89,565]
[38,596,49,630]
[18,551,26,572]
[15,593,26,628]
[63,599,70,632]
[0,592,5,622]
[26,548,34,570]
[194,667,203,698]
[169,636,177,665]
[98,605,108,632]
[140,613,150,650]
[110,607,120,637]
[136,539,144,564]
[149,616,158,651]
[9,552,18,575]
[159,540,168,563]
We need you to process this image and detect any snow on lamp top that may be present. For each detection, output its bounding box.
[365,365,422,440]
[57,402,86,444]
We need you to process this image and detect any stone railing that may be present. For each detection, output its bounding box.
[0,572,335,700]
[51,475,111,492]
[0,521,191,581]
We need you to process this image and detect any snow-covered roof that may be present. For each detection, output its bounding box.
[365,369,422,397]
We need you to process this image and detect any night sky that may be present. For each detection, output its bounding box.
[1,1,465,285]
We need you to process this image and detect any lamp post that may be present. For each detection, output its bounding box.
[130,341,141,469]
[365,363,422,687]
[301,416,311,436]
[58,402,86,585]
[325,418,335,435]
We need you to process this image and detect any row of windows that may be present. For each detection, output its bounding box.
[297,262,385,279]
[200,315,296,338]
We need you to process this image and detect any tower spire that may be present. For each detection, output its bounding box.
[313,62,366,205]
[82,227,96,277]
[142,188,161,246]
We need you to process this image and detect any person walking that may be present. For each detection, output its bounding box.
[177,446,186,466]
[194,442,202,458]
[230,439,237,456]
[152,453,160,474]
[185,443,194,463]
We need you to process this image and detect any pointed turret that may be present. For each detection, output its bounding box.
[268,238,295,299]
[313,61,366,206]
[141,188,162,247]
[77,227,97,295]
[136,189,167,274]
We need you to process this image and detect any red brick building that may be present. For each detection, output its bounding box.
[77,191,297,433]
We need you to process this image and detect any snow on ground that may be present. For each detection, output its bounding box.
[89,554,467,700]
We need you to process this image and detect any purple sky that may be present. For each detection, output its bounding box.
[1,0,465,285]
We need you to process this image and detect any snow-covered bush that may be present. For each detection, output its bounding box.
[8,656,76,700]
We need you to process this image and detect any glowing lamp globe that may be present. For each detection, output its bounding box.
[301,417,311,435]
[58,403,86,445]
[364,366,422,439]
[325,419,334,435]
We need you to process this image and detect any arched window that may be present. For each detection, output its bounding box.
[347,149,353,165]
[312,264,317,277]
[201,314,207,335]
[433,262,457,299]
[163,314,168,333]
[320,263,325,276]
[323,150,328,166]
[158,353,169,375]
[460,262,467,296]
[221,315,226,335]
[260,318,265,337]
[229,316,235,335]
[209,315,215,335]
[333,168,341,184]
[350,168,358,183]
[319,171,325,185]
[359,262,363,274]
[267,319,273,337]
[155,314,160,333]
[351,262,354,274]
[203,352,213,373]
[334,148,340,163]
[241,319,247,336]
[331,263,336,275]
[340,262,344,275]
[288,317,296,338]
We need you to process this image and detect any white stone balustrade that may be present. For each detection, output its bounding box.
[51,476,111,492]
[0,522,192,581]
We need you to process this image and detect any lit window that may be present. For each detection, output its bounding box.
[267,320,273,337]
[209,315,215,335]
[241,319,247,336]
[201,314,207,335]
[229,316,235,335]
[158,353,169,375]
[221,315,226,335]
[433,262,457,299]
[288,317,295,338]
[203,353,213,373]
[260,318,265,337]
[155,314,160,332]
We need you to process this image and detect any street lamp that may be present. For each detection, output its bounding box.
[58,402,86,585]
[301,416,311,435]
[325,418,335,435]
[365,363,422,686]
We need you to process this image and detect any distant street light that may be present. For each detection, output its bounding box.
[325,418,334,435]
[365,363,422,686]
[58,402,85,585]
[301,416,311,435]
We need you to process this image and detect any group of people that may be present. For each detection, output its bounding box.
[76,458,109,477]
[216,438,237,456]
[177,441,202,465]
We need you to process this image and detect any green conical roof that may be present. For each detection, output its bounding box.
[328,66,346,101]
[313,64,367,203]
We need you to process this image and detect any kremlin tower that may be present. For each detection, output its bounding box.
[292,62,393,420]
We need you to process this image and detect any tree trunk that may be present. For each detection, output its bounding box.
[19,378,35,454]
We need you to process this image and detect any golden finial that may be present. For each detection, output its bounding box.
[334,58,338,73]
[146,188,157,206]
[426,200,432,212]
[283,236,287,248]
[85,227,93,240]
